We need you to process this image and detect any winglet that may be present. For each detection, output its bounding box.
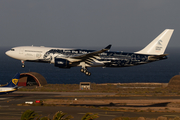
[104,44,112,50]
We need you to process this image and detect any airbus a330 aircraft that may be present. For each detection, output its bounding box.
[6,29,174,76]
[0,73,20,94]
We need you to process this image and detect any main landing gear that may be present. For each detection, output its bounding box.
[80,68,91,76]
[79,62,91,76]
[21,60,25,68]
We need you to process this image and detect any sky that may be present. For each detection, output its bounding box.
[0,0,179,48]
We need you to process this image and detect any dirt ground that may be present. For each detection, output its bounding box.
[17,82,180,120]
[21,83,180,114]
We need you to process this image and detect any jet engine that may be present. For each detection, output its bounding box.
[54,58,71,68]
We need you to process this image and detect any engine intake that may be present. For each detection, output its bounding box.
[54,58,71,68]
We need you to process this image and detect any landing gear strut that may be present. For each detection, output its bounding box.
[21,60,25,68]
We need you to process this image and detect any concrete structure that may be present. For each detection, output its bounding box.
[79,82,91,90]
[19,72,47,86]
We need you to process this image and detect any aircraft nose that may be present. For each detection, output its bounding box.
[5,49,19,59]
[5,51,11,57]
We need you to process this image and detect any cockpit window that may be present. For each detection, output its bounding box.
[10,49,15,51]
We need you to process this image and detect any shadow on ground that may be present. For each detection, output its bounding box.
[65,102,171,108]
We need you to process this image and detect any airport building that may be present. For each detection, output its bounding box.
[19,72,47,86]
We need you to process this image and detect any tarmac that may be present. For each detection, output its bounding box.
[0,91,180,120]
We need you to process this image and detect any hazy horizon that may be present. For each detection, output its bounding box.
[0,1,179,48]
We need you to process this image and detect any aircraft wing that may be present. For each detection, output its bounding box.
[71,45,111,60]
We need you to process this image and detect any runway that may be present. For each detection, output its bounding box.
[0,91,180,120]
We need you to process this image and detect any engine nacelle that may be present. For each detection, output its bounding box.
[54,58,71,68]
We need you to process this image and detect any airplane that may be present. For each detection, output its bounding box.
[5,29,174,76]
[0,73,20,94]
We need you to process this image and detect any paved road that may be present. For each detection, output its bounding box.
[0,91,180,120]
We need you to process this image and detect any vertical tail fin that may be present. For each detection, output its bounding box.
[135,29,174,55]
[5,73,20,87]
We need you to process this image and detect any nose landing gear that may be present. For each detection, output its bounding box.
[21,60,25,68]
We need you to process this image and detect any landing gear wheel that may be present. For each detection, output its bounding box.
[83,69,87,73]
[85,71,91,76]
[80,68,84,73]
[88,72,91,76]
[80,67,91,76]
[22,64,25,68]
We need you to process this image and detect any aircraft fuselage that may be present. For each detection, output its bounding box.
[6,46,166,68]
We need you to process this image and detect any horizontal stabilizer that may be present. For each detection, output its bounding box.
[148,54,168,61]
